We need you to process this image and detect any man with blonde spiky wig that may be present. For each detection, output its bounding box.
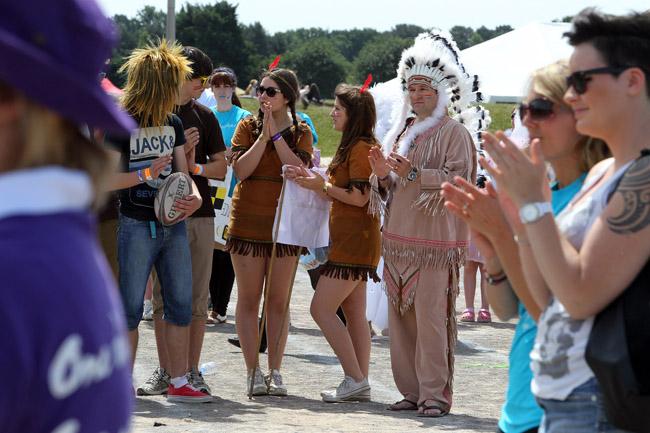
[368,30,488,417]
[105,40,210,403]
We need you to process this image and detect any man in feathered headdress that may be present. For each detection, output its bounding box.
[368,30,488,417]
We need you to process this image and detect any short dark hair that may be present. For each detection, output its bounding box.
[182,46,213,79]
[564,8,650,97]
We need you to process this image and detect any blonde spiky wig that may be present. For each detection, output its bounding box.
[382,30,490,157]
[119,39,192,128]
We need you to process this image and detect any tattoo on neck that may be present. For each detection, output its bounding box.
[607,154,650,234]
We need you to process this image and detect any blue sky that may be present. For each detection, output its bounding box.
[96,0,649,33]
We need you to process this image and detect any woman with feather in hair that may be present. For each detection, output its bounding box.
[227,66,313,397]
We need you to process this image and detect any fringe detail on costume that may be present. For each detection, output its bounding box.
[382,279,418,316]
[444,265,460,407]
[381,261,419,315]
[368,173,387,217]
[230,145,248,163]
[225,237,301,258]
[296,149,312,167]
[347,180,371,193]
[382,237,466,270]
[320,262,380,282]
[412,190,446,216]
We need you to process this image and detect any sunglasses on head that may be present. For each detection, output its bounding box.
[565,66,631,95]
[519,98,555,121]
[257,85,282,97]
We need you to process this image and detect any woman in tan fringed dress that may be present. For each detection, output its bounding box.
[228,68,313,397]
[369,31,484,417]
[287,84,381,402]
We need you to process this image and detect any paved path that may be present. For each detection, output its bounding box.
[131,268,514,432]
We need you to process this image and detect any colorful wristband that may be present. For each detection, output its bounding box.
[192,164,204,176]
[271,133,282,142]
[143,167,153,181]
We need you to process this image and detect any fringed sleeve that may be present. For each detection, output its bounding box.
[230,118,256,163]
[368,173,389,217]
[294,122,314,167]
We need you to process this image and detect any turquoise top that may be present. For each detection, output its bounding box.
[297,111,318,146]
[211,105,251,194]
[498,172,587,433]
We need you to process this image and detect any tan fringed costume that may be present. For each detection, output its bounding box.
[321,140,381,282]
[226,117,313,257]
[378,115,476,413]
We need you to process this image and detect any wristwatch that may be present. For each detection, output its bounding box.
[519,202,552,224]
[406,167,419,182]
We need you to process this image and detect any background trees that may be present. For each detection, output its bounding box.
[107,1,516,96]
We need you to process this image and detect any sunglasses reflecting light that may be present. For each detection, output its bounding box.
[565,66,632,95]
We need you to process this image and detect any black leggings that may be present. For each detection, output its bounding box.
[209,249,236,316]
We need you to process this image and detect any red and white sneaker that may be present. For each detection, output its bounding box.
[167,383,213,403]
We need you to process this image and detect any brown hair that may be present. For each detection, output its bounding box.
[529,60,610,172]
[210,70,242,107]
[328,84,378,174]
[253,68,301,148]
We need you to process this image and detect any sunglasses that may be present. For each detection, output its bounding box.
[198,76,211,87]
[518,98,555,121]
[565,66,631,95]
[257,85,282,97]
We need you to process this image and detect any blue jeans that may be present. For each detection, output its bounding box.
[118,215,192,330]
[537,377,633,433]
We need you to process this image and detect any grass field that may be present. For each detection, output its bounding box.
[241,98,516,158]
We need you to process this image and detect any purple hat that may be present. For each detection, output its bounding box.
[0,0,135,135]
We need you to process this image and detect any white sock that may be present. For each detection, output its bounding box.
[170,376,188,388]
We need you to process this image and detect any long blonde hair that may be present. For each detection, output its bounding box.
[529,60,610,172]
[119,39,192,128]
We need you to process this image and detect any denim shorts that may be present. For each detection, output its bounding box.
[536,377,633,433]
[117,214,192,330]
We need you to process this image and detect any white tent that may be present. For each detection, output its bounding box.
[461,22,573,103]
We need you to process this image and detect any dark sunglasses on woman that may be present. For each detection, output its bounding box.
[257,85,282,97]
[518,98,555,121]
[565,66,634,95]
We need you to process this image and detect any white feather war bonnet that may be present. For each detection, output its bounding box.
[377,30,490,158]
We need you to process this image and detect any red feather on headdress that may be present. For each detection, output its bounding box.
[268,55,281,71]
[360,73,372,93]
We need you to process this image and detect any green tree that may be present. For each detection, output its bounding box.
[282,39,349,97]
[353,35,411,83]
[176,2,249,80]
[449,25,475,49]
[392,24,426,39]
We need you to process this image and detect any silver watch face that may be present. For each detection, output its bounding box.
[407,169,417,181]
[520,204,540,223]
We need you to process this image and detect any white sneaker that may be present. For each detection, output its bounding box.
[142,299,153,321]
[265,369,287,396]
[247,367,268,396]
[321,376,371,403]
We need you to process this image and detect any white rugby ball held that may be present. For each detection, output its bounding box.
[155,172,193,226]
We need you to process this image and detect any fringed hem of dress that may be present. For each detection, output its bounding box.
[226,237,303,258]
[320,261,380,282]
[382,234,467,270]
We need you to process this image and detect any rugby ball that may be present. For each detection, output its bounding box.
[154,172,193,225]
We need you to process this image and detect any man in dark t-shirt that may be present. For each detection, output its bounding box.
[144,46,227,397]
[106,40,210,403]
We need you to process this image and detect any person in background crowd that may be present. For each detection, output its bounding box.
[207,66,252,326]
[0,1,134,430]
